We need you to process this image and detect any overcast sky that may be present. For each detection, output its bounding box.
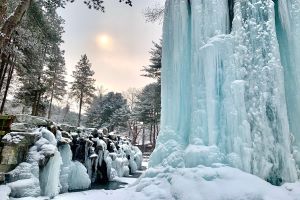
[58,0,164,93]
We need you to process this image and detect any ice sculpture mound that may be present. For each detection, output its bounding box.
[149,0,300,186]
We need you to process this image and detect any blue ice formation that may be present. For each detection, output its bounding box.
[150,0,300,185]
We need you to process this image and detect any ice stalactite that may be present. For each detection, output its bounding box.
[39,151,62,198]
[58,144,91,192]
[150,0,300,185]
[275,0,300,167]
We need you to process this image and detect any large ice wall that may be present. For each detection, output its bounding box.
[150,0,300,185]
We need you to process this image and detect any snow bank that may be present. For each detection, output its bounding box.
[17,166,300,200]
[133,165,300,200]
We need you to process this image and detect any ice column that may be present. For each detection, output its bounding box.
[150,0,299,184]
[150,0,191,167]
[275,0,300,166]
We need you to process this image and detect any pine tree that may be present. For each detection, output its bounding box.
[45,45,67,119]
[142,40,162,81]
[13,1,66,116]
[139,40,162,146]
[70,54,96,127]
[110,105,130,132]
[86,92,127,130]
[134,82,161,146]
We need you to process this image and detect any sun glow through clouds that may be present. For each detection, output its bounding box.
[97,34,112,49]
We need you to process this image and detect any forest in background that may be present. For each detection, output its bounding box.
[0,0,161,146]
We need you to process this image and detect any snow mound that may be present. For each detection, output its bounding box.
[68,161,91,191]
[133,165,300,200]
[0,185,11,200]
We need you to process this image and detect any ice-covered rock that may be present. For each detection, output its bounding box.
[14,114,53,127]
[59,144,90,192]
[132,146,143,170]
[2,131,40,146]
[39,151,62,198]
[6,162,40,197]
[1,124,142,198]
[58,124,77,133]
[68,161,91,191]
[8,178,40,198]
[4,128,59,198]
[0,131,41,177]
[10,123,35,132]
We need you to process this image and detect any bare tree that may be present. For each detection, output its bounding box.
[144,4,164,24]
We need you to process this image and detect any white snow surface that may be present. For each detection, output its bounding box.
[0,185,11,200]
[10,165,300,200]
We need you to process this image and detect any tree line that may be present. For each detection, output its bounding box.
[0,0,132,116]
[0,0,162,146]
[84,40,162,146]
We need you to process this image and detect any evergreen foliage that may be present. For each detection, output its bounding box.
[70,54,96,126]
[86,92,127,130]
[142,40,162,81]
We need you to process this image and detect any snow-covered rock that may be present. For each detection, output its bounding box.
[14,114,52,127]
[59,144,91,192]
[68,161,91,191]
[0,131,41,179]
[10,123,35,132]
[1,126,141,198]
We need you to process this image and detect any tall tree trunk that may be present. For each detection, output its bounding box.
[132,124,138,144]
[35,92,41,116]
[47,83,55,119]
[142,126,145,153]
[0,58,14,113]
[34,74,43,116]
[62,105,70,122]
[0,54,8,82]
[0,0,8,26]
[127,121,132,139]
[31,91,37,115]
[153,123,156,147]
[0,0,32,54]
[150,124,153,145]
[22,106,25,114]
[0,54,10,93]
[77,91,83,127]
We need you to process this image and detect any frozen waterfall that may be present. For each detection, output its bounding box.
[150,0,300,185]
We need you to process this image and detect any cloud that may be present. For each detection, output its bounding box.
[58,0,162,92]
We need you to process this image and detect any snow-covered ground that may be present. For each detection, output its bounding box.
[2,159,148,200]
[6,163,300,200]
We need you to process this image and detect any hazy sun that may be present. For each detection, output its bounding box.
[97,34,112,49]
